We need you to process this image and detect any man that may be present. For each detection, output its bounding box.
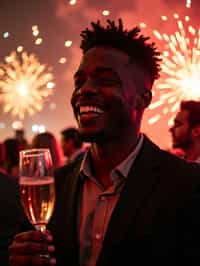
[9,19,200,266]
[169,100,200,162]
[60,127,85,164]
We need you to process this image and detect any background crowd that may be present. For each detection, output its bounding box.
[2,98,200,181]
[0,127,87,179]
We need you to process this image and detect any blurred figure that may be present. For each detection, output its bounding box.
[0,142,23,266]
[0,172,22,265]
[60,127,85,164]
[15,129,29,150]
[169,100,200,162]
[0,171,23,266]
[31,131,63,169]
[0,142,7,174]
[3,138,20,177]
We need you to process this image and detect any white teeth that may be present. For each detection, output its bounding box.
[80,106,103,114]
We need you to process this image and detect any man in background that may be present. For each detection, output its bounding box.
[60,127,85,164]
[169,100,200,162]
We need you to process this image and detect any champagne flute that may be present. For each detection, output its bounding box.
[19,148,55,255]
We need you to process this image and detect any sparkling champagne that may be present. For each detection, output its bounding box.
[20,176,55,231]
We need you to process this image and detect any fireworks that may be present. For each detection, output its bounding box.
[0,51,54,119]
[144,13,200,125]
[186,0,192,8]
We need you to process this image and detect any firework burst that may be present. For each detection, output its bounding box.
[0,51,54,119]
[141,13,200,126]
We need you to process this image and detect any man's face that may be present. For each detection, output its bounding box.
[71,46,147,143]
[170,109,192,149]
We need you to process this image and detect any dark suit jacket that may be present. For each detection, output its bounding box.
[47,136,200,265]
[0,173,23,266]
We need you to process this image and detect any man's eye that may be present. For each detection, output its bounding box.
[94,77,120,86]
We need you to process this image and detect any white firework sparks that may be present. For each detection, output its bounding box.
[0,51,54,119]
[186,0,192,8]
[141,13,200,126]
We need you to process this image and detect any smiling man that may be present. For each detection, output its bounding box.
[9,19,200,266]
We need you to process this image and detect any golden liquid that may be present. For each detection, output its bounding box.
[20,176,55,230]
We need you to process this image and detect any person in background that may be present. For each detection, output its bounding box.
[169,100,200,162]
[0,138,23,265]
[60,127,85,164]
[31,131,64,169]
[0,171,23,266]
[9,19,200,266]
[0,142,7,174]
[15,129,29,150]
[3,138,21,177]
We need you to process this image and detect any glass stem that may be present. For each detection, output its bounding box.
[35,224,46,232]
[35,225,50,259]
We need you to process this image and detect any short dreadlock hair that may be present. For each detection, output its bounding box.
[80,18,161,85]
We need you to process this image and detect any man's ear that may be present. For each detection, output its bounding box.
[191,125,200,138]
[136,89,152,110]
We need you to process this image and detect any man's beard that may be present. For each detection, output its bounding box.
[173,135,192,150]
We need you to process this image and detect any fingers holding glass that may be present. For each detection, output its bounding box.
[9,230,56,265]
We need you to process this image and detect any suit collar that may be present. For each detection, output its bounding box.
[52,161,82,265]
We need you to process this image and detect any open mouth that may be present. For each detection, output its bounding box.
[80,105,104,114]
[77,105,104,123]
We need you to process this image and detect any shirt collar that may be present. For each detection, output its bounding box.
[80,134,144,180]
[112,133,144,178]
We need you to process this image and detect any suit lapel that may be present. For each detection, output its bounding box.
[52,162,82,265]
[97,136,161,265]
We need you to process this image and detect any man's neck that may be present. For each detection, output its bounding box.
[184,142,200,162]
[89,132,140,186]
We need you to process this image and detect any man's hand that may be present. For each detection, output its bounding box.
[9,230,56,265]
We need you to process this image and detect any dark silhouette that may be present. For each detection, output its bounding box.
[0,172,23,266]
[15,129,29,150]
[3,138,21,177]
[0,142,7,174]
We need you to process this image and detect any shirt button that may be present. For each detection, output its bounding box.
[95,233,101,240]
[101,196,106,201]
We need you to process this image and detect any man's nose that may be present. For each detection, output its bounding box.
[75,79,98,99]
[79,78,98,95]
[71,78,98,106]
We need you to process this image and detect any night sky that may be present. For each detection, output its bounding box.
[0,0,199,148]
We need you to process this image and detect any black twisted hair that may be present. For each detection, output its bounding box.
[80,18,161,84]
